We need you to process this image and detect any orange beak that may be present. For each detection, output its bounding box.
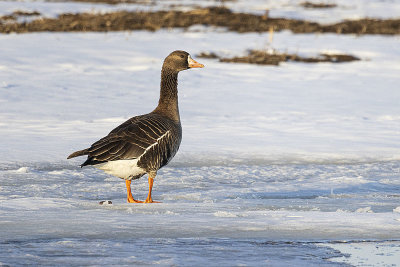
[188,55,204,68]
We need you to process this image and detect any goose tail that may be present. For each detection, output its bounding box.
[67,149,89,159]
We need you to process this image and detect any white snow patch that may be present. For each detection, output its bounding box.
[214,211,238,218]
[9,167,30,173]
[336,209,350,213]
[48,170,65,175]
[164,210,179,215]
[355,207,374,213]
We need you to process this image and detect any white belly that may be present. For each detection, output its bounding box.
[96,159,146,179]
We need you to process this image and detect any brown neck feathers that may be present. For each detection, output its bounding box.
[153,69,180,122]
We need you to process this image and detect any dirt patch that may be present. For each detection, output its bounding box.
[10,11,41,17]
[197,52,220,59]
[300,2,337,9]
[67,0,233,3]
[68,0,152,5]
[198,50,360,66]
[0,10,41,22]
[0,6,399,34]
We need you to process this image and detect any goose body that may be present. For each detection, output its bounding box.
[68,51,204,203]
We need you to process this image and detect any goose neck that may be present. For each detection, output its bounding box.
[154,69,180,122]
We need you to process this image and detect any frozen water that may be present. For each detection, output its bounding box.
[1,161,400,239]
[322,241,400,266]
[0,238,349,266]
[1,161,400,265]
[1,0,400,265]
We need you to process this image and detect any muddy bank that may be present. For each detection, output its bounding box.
[198,50,360,66]
[68,0,151,4]
[0,11,41,22]
[300,2,337,9]
[1,7,399,34]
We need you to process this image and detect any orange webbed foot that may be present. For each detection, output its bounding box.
[127,197,143,203]
[144,198,161,203]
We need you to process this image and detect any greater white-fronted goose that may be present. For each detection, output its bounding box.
[68,51,204,203]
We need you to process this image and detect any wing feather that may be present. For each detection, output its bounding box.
[80,114,178,167]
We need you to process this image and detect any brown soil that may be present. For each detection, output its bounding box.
[67,0,233,3]
[68,0,152,4]
[0,10,41,22]
[0,7,399,34]
[300,2,337,9]
[196,52,219,59]
[198,50,360,66]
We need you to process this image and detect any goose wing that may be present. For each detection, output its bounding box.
[80,114,178,166]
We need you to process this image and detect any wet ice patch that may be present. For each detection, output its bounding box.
[0,238,350,266]
[0,161,399,265]
[322,241,400,267]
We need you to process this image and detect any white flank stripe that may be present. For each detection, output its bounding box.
[96,158,145,179]
[96,131,170,179]
[138,130,171,160]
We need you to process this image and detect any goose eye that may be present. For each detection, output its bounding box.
[180,55,185,59]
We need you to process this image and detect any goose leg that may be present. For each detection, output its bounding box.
[144,175,161,203]
[126,180,143,203]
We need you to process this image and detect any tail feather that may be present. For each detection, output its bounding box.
[67,149,89,159]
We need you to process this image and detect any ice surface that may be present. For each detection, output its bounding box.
[1,161,400,265]
[1,0,400,265]
[321,241,400,266]
[2,161,400,239]
[0,238,350,266]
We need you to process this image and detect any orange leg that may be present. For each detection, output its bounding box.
[144,176,161,203]
[126,180,143,203]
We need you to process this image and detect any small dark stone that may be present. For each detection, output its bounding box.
[99,200,112,205]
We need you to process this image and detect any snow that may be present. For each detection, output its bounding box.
[1,0,400,23]
[1,0,400,266]
[1,31,399,163]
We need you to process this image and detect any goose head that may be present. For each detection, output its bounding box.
[162,50,204,73]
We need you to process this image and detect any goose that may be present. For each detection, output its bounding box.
[67,50,204,203]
